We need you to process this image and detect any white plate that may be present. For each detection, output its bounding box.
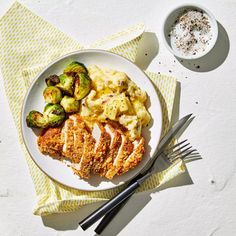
[21,49,162,191]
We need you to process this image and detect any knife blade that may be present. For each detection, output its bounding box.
[140,113,192,175]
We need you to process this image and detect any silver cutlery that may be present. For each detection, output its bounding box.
[79,114,193,231]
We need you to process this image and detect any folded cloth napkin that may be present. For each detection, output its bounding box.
[0,2,186,216]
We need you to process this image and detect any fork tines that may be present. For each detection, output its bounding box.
[164,139,198,163]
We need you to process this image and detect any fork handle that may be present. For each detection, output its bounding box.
[79,181,140,230]
[79,174,150,231]
[94,172,147,234]
[94,195,130,234]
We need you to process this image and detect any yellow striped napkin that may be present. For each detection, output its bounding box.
[0,1,186,216]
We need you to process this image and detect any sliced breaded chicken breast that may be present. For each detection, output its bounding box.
[38,114,145,180]
[37,127,63,158]
[61,119,75,161]
[118,137,145,174]
[100,123,122,176]
[70,115,95,179]
[71,116,84,163]
[91,122,111,174]
[105,131,133,179]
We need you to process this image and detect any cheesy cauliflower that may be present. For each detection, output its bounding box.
[79,65,151,140]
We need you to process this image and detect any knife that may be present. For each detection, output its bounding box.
[95,113,192,234]
[79,114,192,231]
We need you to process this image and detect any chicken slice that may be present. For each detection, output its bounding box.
[100,123,122,177]
[37,127,63,158]
[105,131,133,179]
[91,122,111,174]
[72,117,84,163]
[118,137,145,174]
[70,115,95,178]
[61,119,75,162]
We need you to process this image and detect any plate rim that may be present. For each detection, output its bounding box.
[20,49,163,191]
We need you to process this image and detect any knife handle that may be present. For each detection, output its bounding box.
[94,172,148,234]
[79,181,141,231]
[94,195,131,234]
[79,173,150,231]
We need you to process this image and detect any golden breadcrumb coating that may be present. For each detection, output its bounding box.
[100,124,122,177]
[37,127,63,158]
[118,137,145,174]
[70,115,95,179]
[91,122,111,174]
[105,133,133,179]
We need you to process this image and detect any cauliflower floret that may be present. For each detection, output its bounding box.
[119,115,142,140]
[103,93,133,120]
[127,80,147,102]
[85,90,104,113]
[110,73,128,92]
[89,65,106,91]
[133,100,151,126]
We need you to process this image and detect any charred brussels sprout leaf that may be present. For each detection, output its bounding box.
[45,74,60,86]
[64,61,88,76]
[56,74,74,96]
[26,111,48,128]
[44,104,65,127]
[74,73,91,100]
[60,95,80,113]
[43,86,62,104]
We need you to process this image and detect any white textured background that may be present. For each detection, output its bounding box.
[0,0,236,235]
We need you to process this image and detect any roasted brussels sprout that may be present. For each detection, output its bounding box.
[60,95,80,113]
[74,73,91,100]
[43,104,65,127]
[43,86,62,104]
[56,74,74,96]
[45,74,60,86]
[26,111,48,128]
[64,61,88,76]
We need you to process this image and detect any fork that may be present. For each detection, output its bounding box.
[164,139,197,163]
[94,139,197,234]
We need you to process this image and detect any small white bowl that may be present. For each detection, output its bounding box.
[162,4,218,60]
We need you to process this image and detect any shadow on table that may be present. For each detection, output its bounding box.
[176,21,230,72]
[135,31,159,70]
[41,201,103,231]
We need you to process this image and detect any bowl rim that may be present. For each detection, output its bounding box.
[162,3,219,60]
[20,49,163,191]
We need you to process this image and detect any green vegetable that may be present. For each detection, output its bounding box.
[43,104,65,127]
[74,73,91,100]
[45,74,60,86]
[64,61,88,76]
[26,111,48,128]
[56,74,74,96]
[43,86,62,104]
[60,95,80,113]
